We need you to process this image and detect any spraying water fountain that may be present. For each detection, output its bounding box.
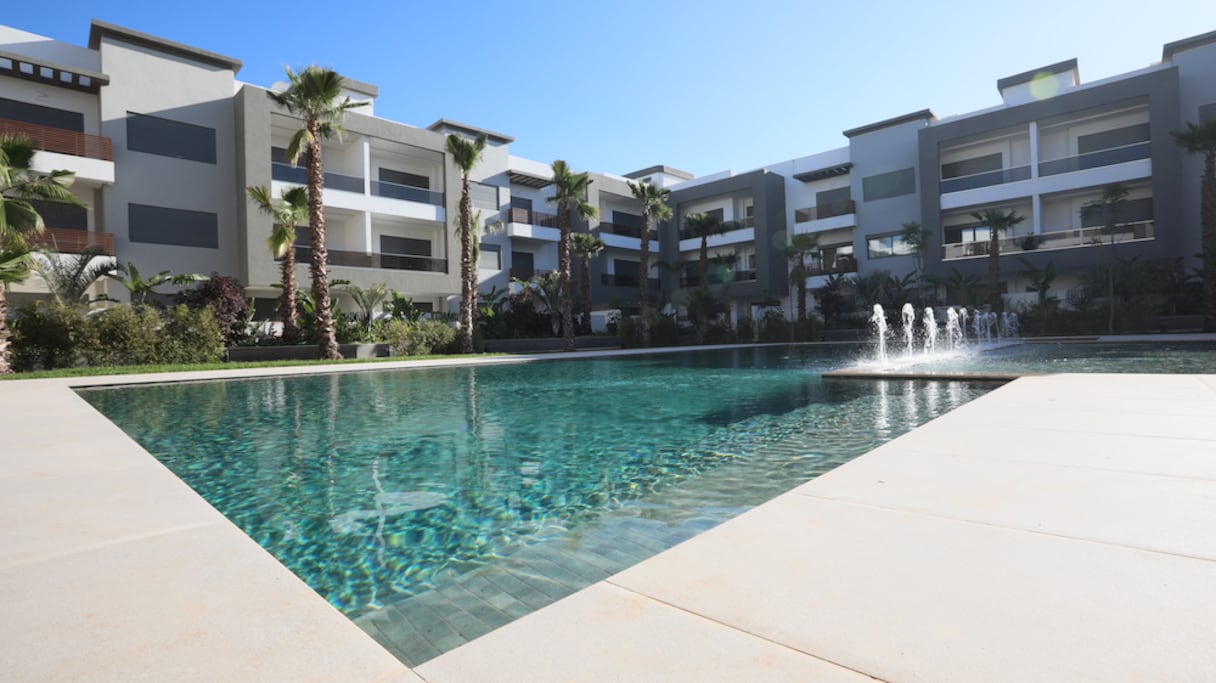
[922,307,937,354]
[945,307,963,350]
[900,303,916,357]
[862,304,1020,370]
[870,304,889,365]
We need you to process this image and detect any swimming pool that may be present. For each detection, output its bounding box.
[864,341,1216,375]
[79,345,993,662]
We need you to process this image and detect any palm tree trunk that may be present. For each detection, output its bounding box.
[1107,233,1116,334]
[459,172,475,353]
[988,229,1002,313]
[639,214,651,347]
[1203,153,1216,332]
[580,255,592,335]
[0,287,11,374]
[280,249,300,344]
[797,258,807,322]
[558,199,575,352]
[306,124,341,360]
[697,236,709,345]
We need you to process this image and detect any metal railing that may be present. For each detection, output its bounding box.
[1038,141,1151,177]
[600,273,661,288]
[794,199,855,223]
[27,227,115,255]
[805,258,858,276]
[271,162,364,193]
[942,220,1155,260]
[597,221,658,241]
[940,165,1031,193]
[679,269,757,287]
[509,267,553,280]
[371,180,443,206]
[508,207,560,228]
[289,246,447,273]
[0,118,113,161]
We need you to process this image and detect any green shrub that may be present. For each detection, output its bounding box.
[617,315,641,348]
[381,319,458,357]
[158,305,224,364]
[10,302,88,371]
[178,274,252,346]
[651,315,679,347]
[736,315,755,343]
[758,311,792,343]
[81,305,162,367]
[792,318,816,342]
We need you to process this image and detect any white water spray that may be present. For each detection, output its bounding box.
[870,304,889,366]
[900,303,916,356]
[922,307,938,354]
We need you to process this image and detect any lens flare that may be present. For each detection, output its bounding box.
[1029,72,1060,101]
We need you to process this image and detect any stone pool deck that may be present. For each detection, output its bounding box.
[3,353,1215,680]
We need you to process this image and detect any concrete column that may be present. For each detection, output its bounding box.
[364,211,373,255]
[1031,194,1042,235]
[1028,122,1039,179]
[362,136,371,195]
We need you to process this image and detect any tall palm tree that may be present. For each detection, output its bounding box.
[626,179,671,346]
[786,232,820,322]
[110,261,205,307]
[247,185,308,343]
[32,245,117,307]
[571,232,605,335]
[546,160,597,352]
[1,133,83,373]
[970,208,1024,313]
[709,251,738,336]
[446,133,487,353]
[1171,119,1216,332]
[269,66,367,359]
[1081,183,1129,334]
[683,212,733,344]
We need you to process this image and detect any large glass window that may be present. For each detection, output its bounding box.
[865,233,915,259]
[126,113,216,164]
[128,203,218,248]
[862,168,916,201]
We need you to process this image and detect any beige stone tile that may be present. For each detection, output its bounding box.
[611,495,1216,683]
[417,582,871,683]
[0,464,221,568]
[920,398,1216,440]
[799,447,1216,558]
[0,523,407,682]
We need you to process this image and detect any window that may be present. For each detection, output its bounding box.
[470,181,498,210]
[1077,123,1149,155]
[378,168,428,189]
[943,221,990,244]
[126,112,216,163]
[1079,197,1154,227]
[128,204,218,248]
[866,233,915,259]
[1199,102,1216,123]
[31,200,87,230]
[941,153,1002,179]
[380,235,431,256]
[478,243,501,270]
[862,168,916,201]
[816,186,850,206]
[0,98,84,132]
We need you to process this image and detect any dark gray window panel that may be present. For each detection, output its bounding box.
[862,168,916,201]
[613,211,642,229]
[378,167,429,189]
[127,112,216,163]
[32,200,87,230]
[1200,103,1216,122]
[613,259,640,276]
[470,182,498,209]
[511,251,534,270]
[941,153,1003,180]
[511,196,532,212]
[380,235,431,256]
[0,97,84,132]
[1077,123,1149,155]
[293,225,310,247]
[128,203,218,248]
[815,186,851,205]
[1080,197,1154,227]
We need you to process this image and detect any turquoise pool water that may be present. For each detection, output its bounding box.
[78,345,991,620]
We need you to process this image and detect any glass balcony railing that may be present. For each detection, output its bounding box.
[596,222,658,241]
[1038,142,1151,177]
[509,267,553,280]
[600,273,661,289]
[805,257,858,276]
[679,269,757,287]
[289,246,447,273]
[942,220,1154,260]
[794,199,855,223]
[940,165,1032,193]
[271,162,364,193]
[508,207,560,228]
[370,180,443,206]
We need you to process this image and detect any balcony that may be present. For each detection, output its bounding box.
[680,269,758,287]
[794,200,855,223]
[272,162,363,193]
[1038,142,1151,177]
[0,118,112,161]
[597,221,658,241]
[370,180,442,206]
[942,220,1154,260]
[510,267,553,280]
[806,257,858,277]
[600,273,661,289]
[27,227,115,255]
[289,246,447,273]
[940,166,1031,193]
[508,207,560,228]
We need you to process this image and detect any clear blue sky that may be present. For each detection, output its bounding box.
[5,0,1209,176]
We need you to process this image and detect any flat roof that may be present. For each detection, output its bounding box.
[506,169,553,188]
[427,119,514,144]
[1162,28,1216,61]
[623,165,695,181]
[842,109,935,138]
[0,47,110,93]
[342,77,379,98]
[88,20,242,73]
[996,58,1079,92]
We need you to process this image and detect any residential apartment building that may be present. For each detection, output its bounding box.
[2,20,1213,323]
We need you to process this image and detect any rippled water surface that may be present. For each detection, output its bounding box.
[80,346,999,615]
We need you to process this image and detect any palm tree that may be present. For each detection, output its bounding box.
[786,232,820,322]
[247,185,308,343]
[110,262,205,307]
[970,208,1024,313]
[571,232,605,335]
[1081,183,1129,333]
[33,245,118,307]
[446,133,487,353]
[626,179,671,346]
[546,160,597,352]
[341,282,389,333]
[1,133,83,373]
[1171,119,1216,332]
[269,66,368,359]
[899,220,932,302]
[709,251,739,337]
[682,212,733,344]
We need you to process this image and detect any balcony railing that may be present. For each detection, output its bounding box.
[597,221,658,241]
[794,199,855,223]
[509,267,553,280]
[289,246,447,273]
[1038,141,1151,177]
[0,118,113,161]
[600,273,661,289]
[271,162,365,193]
[27,227,115,255]
[678,222,751,241]
[370,180,443,206]
[679,269,758,287]
[940,165,1031,193]
[805,257,858,276]
[508,207,560,228]
[942,220,1154,260]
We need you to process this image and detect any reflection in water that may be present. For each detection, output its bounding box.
[79,346,990,615]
